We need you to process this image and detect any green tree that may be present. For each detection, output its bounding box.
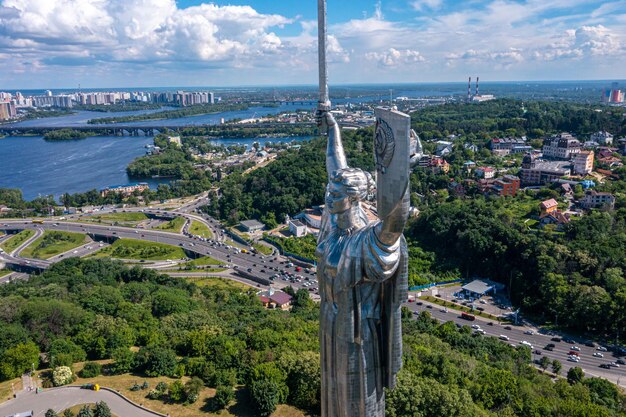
[539,356,551,373]
[213,385,234,410]
[168,380,185,403]
[93,402,112,417]
[0,342,40,380]
[184,376,204,404]
[45,410,59,417]
[135,346,177,377]
[76,405,93,417]
[567,367,585,385]
[249,379,281,417]
[62,410,74,417]
[80,362,102,378]
[110,347,135,374]
[551,360,562,376]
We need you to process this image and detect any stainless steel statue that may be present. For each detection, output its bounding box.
[315,1,410,416]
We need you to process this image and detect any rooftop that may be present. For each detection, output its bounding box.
[240,219,265,229]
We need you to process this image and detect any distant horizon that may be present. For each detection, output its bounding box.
[3,79,626,93]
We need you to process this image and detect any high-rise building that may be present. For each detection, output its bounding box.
[0,101,17,120]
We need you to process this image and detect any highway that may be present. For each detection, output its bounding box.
[0,219,317,295]
[403,300,626,388]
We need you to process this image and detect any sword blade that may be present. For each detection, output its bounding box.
[318,0,330,110]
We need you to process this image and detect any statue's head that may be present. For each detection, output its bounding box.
[326,168,373,214]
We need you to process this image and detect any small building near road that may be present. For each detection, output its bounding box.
[258,288,293,310]
[461,279,505,299]
[287,216,307,237]
[239,219,265,233]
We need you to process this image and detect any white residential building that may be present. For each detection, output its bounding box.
[590,131,614,146]
[542,133,581,160]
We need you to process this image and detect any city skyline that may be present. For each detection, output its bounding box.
[0,0,625,88]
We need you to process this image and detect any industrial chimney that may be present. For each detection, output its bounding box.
[468,77,472,102]
[476,77,479,96]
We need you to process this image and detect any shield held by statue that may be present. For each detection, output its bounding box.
[374,107,411,227]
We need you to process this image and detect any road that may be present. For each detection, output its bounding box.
[404,299,626,388]
[12,227,43,256]
[0,386,163,417]
[0,219,317,295]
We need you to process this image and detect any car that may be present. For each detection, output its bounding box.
[534,350,542,355]
[520,341,533,349]
[426,305,433,309]
[570,346,581,351]
[610,362,620,368]
[499,335,509,341]
[474,329,486,335]
[544,344,556,351]
[471,324,481,329]
[600,363,611,369]
[568,356,580,363]
[524,330,534,335]
[616,359,626,365]
[416,301,423,306]
[593,352,604,358]
[568,350,580,356]
[440,308,448,313]
[504,326,512,330]
[247,268,252,272]
[487,322,494,326]
[551,337,562,342]
[564,338,575,344]
[596,346,608,352]
[585,341,596,348]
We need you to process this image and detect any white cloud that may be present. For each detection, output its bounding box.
[365,48,425,67]
[411,0,443,12]
[0,0,296,67]
[534,25,622,60]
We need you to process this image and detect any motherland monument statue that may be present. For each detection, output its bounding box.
[315,1,411,416]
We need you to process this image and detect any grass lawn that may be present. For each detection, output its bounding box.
[91,238,186,261]
[20,231,87,259]
[69,363,308,417]
[420,295,507,322]
[155,217,186,233]
[253,243,273,256]
[183,276,253,291]
[0,376,21,402]
[166,256,225,273]
[189,220,213,238]
[0,269,11,278]
[0,229,35,253]
[80,212,149,226]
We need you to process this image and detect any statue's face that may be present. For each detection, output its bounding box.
[326,182,352,214]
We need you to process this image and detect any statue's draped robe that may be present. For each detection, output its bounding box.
[317,220,408,417]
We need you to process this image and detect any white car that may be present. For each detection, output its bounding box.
[499,335,509,341]
[474,329,486,335]
[593,352,604,358]
[471,324,481,329]
[524,330,534,335]
[571,346,581,351]
[568,356,580,362]
[520,341,533,349]
[597,346,608,352]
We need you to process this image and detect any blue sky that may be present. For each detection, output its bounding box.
[0,0,625,88]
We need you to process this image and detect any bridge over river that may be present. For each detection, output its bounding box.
[0,121,316,137]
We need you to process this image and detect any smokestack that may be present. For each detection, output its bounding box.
[476,77,479,96]
[468,77,472,102]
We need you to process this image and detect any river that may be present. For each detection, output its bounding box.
[0,135,310,201]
